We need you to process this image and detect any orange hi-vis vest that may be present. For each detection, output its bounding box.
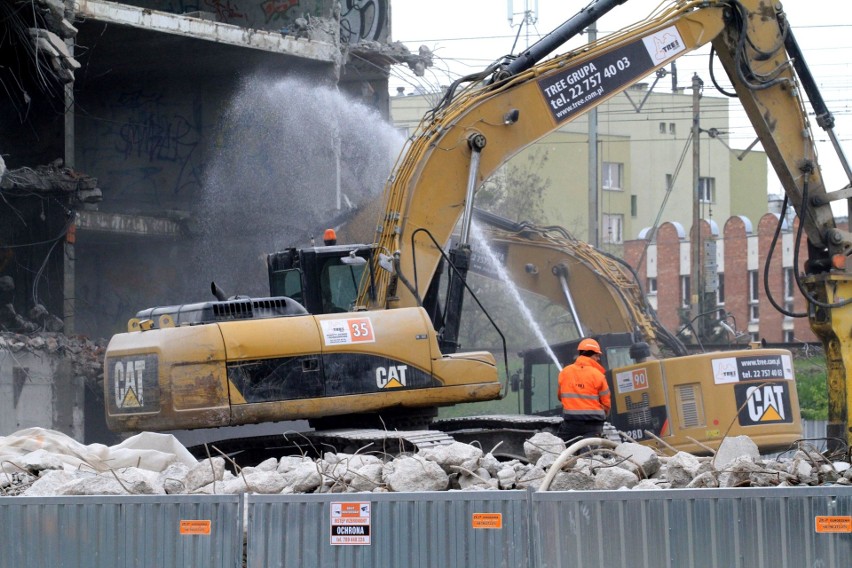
[557,355,611,421]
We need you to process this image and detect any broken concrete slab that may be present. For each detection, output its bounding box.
[594,466,639,490]
[382,455,448,492]
[524,432,565,464]
[714,435,760,469]
[614,442,661,478]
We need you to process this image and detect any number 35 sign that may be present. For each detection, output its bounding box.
[321,317,376,345]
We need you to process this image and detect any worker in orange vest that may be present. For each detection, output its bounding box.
[556,337,611,442]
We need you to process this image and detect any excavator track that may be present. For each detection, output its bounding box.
[432,415,563,461]
[187,428,456,467]
[301,428,455,457]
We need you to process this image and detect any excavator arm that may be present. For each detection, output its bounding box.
[711,5,852,449]
[471,209,686,357]
[360,1,732,311]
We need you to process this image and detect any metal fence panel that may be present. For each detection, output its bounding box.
[0,495,242,568]
[533,487,852,568]
[246,490,531,568]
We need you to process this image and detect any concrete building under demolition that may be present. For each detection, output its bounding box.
[0,0,421,442]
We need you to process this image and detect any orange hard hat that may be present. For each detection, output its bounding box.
[577,337,601,354]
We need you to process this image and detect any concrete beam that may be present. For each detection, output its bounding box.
[73,0,339,63]
[76,210,182,237]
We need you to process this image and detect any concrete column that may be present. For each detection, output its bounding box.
[63,34,76,333]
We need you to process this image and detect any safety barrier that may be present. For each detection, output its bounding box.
[245,491,531,568]
[0,495,243,568]
[533,487,852,567]
[1,488,849,567]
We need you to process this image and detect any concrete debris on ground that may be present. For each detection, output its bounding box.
[2,428,850,497]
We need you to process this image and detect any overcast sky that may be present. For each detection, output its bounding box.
[389,0,852,208]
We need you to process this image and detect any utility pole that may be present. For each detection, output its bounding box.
[690,73,703,331]
[588,21,599,247]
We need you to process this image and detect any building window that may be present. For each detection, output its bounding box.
[647,277,657,295]
[602,213,623,244]
[631,194,637,217]
[699,177,715,203]
[602,162,623,190]
[750,304,760,321]
[716,273,725,305]
[669,122,676,135]
[680,275,691,309]
[748,270,759,322]
[659,122,667,134]
[749,270,759,302]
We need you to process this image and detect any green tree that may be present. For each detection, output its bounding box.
[475,148,550,223]
[794,354,828,420]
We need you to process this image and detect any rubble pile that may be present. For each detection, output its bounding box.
[1,429,849,497]
[0,332,106,392]
[0,161,102,203]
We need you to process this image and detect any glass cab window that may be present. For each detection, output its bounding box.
[320,259,366,313]
[270,268,304,305]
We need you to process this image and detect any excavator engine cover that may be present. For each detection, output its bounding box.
[105,305,499,432]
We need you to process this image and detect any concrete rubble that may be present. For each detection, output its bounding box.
[1,428,849,497]
[0,331,106,392]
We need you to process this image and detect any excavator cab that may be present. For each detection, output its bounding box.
[267,244,375,314]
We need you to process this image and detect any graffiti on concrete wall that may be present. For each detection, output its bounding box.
[204,0,248,21]
[111,88,203,196]
[260,0,300,23]
[77,87,205,203]
[340,0,387,43]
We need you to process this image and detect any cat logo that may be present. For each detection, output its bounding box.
[736,383,793,426]
[376,365,408,389]
[113,359,146,408]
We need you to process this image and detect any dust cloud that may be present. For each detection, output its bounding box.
[194,75,404,298]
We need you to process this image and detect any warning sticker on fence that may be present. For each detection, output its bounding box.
[815,516,852,533]
[472,513,503,529]
[179,520,211,535]
[331,502,371,545]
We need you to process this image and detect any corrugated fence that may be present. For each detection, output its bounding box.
[1,488,850,567]
[0,495,243,568]
[246,490,531,568]
[533,487,852,568]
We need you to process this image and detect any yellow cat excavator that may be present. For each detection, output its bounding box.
[105,0,852,456]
